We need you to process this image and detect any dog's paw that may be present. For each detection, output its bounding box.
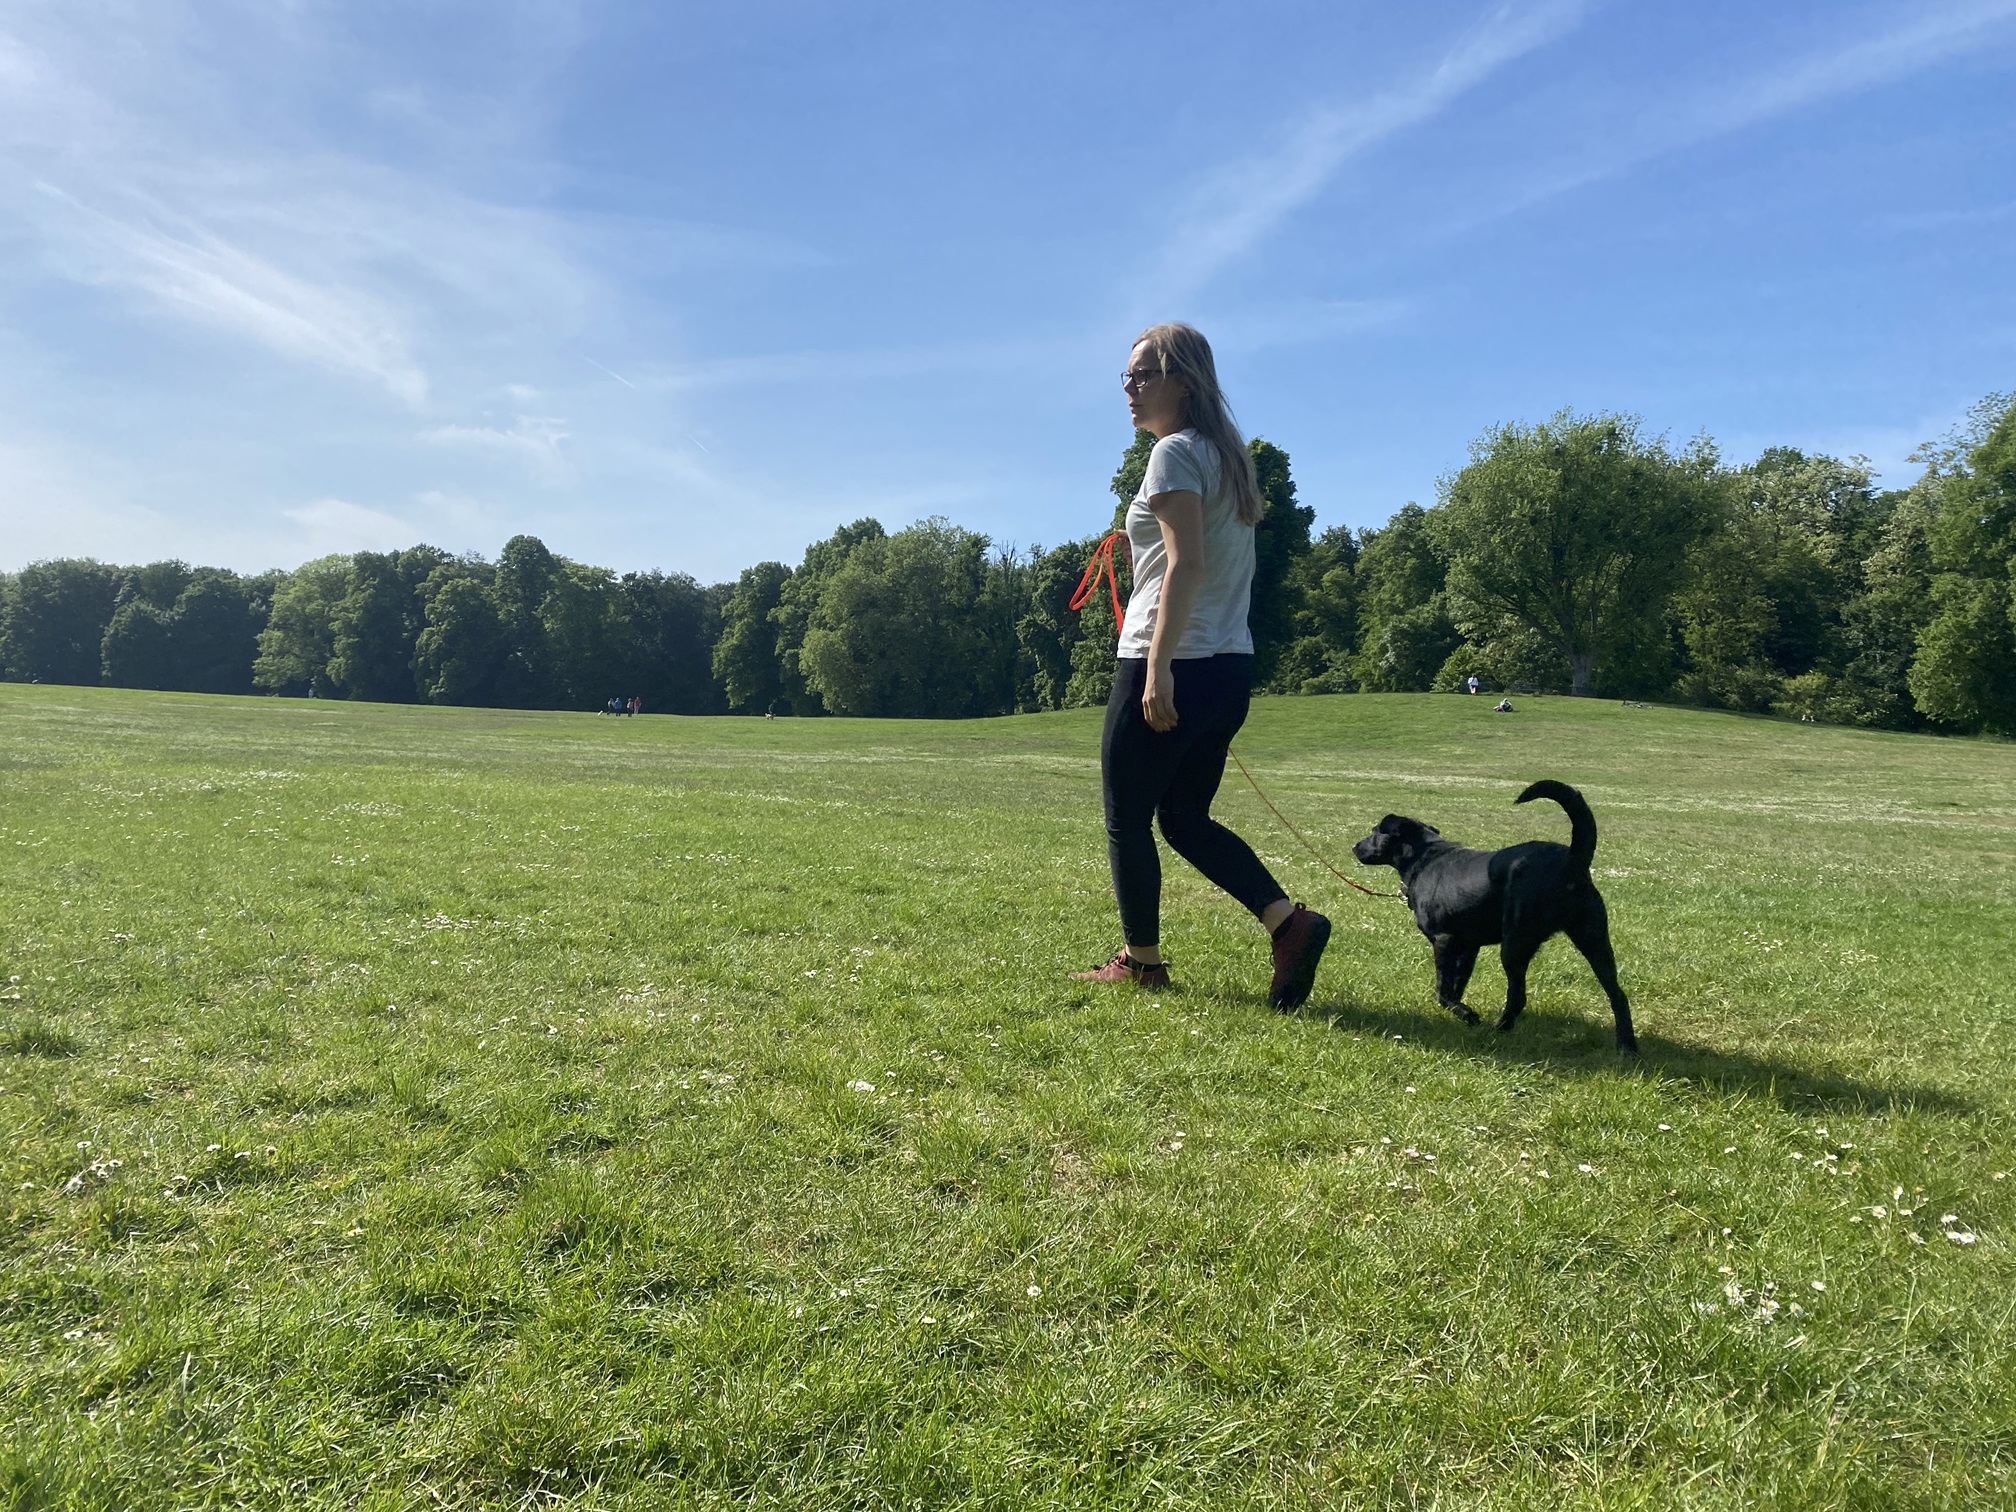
[1494,1012,1518,1033]
[1448,1003,1480,1025]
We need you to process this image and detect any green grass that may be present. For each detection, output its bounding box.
[2,683,2012,1510]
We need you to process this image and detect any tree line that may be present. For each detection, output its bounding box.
[3,392,2012,733]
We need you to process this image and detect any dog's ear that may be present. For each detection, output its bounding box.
[1377,814,1406,832]
[1421,823,1441,839]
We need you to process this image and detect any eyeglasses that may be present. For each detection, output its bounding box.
[1121,368,1165,390]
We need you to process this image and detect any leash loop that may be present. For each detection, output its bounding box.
[1068,531,1127,629]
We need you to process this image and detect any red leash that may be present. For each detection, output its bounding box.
[1067,530,1127,627]
[1069,532,1401,903]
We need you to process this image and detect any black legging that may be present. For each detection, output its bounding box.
[1101,654,1289,947]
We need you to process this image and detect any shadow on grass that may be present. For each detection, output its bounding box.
[1306,996,1977,1117]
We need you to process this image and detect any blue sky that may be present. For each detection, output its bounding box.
[3,0,2013,580]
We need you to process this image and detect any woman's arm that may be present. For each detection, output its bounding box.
[1142,489,1204,732]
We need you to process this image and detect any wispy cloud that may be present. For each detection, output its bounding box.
[1681,0,2016,137]
[33,181,429,404]
[1437,0,2016,244]
[423,414,572,472]
[0,5,603,409]
[1143,0,1594,309]
[581,356,637,389]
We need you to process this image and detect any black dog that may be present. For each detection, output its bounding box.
[1352,780,1637,1052]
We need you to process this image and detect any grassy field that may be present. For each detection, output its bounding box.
[2,683,2013,1510]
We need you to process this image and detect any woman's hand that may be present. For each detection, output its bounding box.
[1142,659,1177,732]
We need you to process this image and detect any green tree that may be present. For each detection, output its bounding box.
[1910,394,2016,733]
[100,600,179,689]
[1247,437,1315,685]
[541,562,625,709]
[977,544,1032,715]
[798,519,998,718]
[1351,505,1457,692]
[1813,479,1941,728]
[326,547,446,702]
[494,534,560,707]
[1674,451,1887,713]
[614,570,724,714]
[100,569,265,696]
[1437,413,1714,696]
[1431,622,1568,694]
[1270,525,1359,694]
[1910,578,2015,732]
[1366,600,1463,692]
[326,554,411,701]
[1672,501,1788,711]
[1015,537,1106,711]
[712,561,792,714]
[414,572,508,706]
[772,520,885,715]
[99,558,189,694]
[1055,447,1139,706]
[0,559,125,686]
[127,560,195,612]
[172,573,264,694]
[254,555,350,694]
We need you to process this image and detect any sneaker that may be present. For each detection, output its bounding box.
[1071,949,1171,989]
[1268,905,1331,1009]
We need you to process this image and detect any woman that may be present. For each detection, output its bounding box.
[1072,323,1331,1008]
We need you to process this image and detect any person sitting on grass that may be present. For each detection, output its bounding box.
[1072,322,1331,1010]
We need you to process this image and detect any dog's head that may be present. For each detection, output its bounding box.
[1352,813,1439,870]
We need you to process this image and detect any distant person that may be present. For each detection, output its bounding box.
[1494,698,1515,713]
[1072,322,1330,1010]
[1467,674,1480,695]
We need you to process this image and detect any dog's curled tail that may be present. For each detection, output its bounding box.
[1514,780,1597,868]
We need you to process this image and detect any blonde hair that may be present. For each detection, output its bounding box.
[1132,322,1264,526]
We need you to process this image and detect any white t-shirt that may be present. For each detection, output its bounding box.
[1118,429,1256,660]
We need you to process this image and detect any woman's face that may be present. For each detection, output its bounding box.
[1123,341,1189,437]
